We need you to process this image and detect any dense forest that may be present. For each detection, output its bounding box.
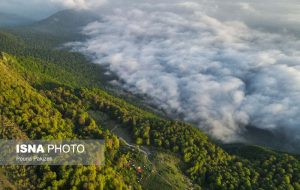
[0,13,300,190]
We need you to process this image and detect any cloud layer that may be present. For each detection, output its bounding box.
[70,0,300,148]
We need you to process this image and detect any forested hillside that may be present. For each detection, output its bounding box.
[0,16,300,190]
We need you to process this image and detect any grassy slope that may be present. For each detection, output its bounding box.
[143,152,193,190]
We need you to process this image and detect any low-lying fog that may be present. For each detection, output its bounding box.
[70,0,300,152]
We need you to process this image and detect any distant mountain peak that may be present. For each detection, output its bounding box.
[27,9,99,39]
[34,9,98,29]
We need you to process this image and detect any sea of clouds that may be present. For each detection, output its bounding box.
[65,0,300,149]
